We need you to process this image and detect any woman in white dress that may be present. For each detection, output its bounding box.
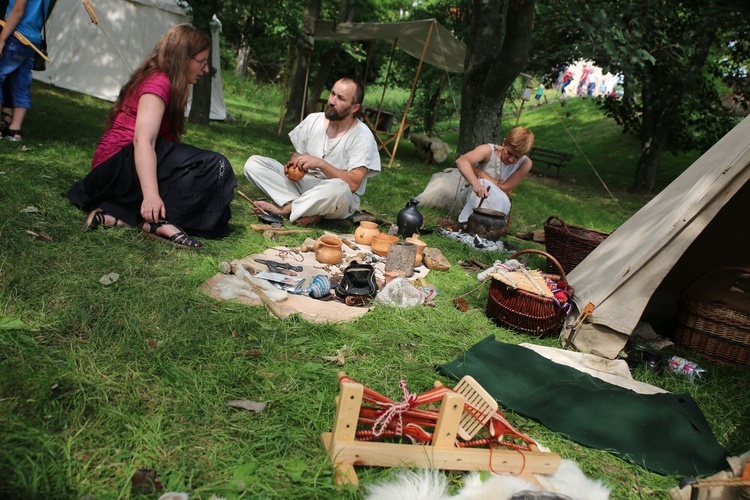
[455,126,535,224]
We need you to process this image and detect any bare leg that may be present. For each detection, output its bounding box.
[252,200,290,216]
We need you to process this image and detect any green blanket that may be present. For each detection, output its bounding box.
[438,335,727,476]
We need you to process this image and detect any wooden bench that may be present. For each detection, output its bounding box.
[529,147,574,177]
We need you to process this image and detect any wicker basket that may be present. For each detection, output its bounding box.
[486,249,573,337]
[544,215,609,274]
[673,267,750,366]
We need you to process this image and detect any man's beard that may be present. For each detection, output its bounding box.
[325,106,349,121]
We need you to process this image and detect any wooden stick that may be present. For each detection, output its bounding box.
[0,20,51,62]
[237,190,272,215]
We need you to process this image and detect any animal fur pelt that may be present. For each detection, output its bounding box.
[365,460,610,500]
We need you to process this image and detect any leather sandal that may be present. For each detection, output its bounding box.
[140,220,202,250]
[81,208,120,231]
[3,128,22,142]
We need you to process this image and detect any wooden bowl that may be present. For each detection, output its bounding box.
[370,233,399,257]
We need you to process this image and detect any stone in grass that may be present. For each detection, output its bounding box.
[423,247,451,271]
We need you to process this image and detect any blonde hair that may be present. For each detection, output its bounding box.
[504,126,535,155]
[104,24,211,139]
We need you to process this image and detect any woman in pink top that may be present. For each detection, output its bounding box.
[68,24,236,249]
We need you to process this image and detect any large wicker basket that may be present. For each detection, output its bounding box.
[544,215,609,274]
[673,267,750,366]
[486,249,573,338]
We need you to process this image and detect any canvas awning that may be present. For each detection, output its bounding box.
[306,19,465,167]
[313,19,466,74]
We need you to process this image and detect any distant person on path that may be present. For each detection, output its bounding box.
[578,65,591,96]
[534,83,544,105]
[68,24,237,249]
[0,0,50,141]
[454,126,535,224]
[243,77,381,226]
[560,69,574,96]
[587,72,598,97]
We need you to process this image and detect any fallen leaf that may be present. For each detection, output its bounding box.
[323,344,351,365]
[131,468,163,494]
[239,349,262,357]
[227,400,267,413]
[99,272,120,285]
[25,229,53,241]
[145,338,162,350]
[20,205,40,213]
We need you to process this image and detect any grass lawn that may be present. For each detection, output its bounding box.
[0,77,747,499]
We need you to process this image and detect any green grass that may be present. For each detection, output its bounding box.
[0,78,747,499]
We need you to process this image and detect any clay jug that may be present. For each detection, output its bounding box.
[396,199,423,238]
[354,221,380,245]
[313,235,343,264]
[405,235,427,266]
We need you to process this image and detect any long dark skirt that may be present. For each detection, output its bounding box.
[68,140,237,238]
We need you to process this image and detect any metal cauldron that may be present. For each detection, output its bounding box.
[465,189,508,240]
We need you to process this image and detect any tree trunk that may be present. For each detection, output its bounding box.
[236,43,250,78]
[306,0,356,116]
[632,17,717,194]
[184,2,218,126]
[458,0,535,154]
[188,49,212,126]
[284,0,321,124]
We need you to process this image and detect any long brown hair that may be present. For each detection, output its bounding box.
[104,24,210,139]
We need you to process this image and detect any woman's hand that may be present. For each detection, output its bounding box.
[141,195,166,223]
[472,183,489,198]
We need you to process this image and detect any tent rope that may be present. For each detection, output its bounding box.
[546,99,623,212]
[432,26,461,126]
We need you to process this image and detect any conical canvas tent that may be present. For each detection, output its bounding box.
[311,19,466,167]
[563,115,750,359]
[33,0,228,120]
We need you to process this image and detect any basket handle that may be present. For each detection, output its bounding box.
[544,215,569,233]
[682,266,750,300]
[509,249,567,284]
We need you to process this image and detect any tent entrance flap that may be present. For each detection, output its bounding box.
[304,19,466,167]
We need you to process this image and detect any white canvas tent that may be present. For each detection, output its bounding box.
[563,115,750,359]
[33,0,228,120]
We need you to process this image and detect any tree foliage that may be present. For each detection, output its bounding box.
[530,0,750,193]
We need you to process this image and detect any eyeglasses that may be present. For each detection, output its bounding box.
[192,57,209,70]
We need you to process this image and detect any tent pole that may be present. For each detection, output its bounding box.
[430,71,447,136]
[363,40,375,92]
[277,41,294,136]
[300,49,313,122]
[376,38,398,129]
[387,20,435,167]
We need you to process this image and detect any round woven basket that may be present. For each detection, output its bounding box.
[544,215,609,274]
[674,267,750,366]
[486,249,573,337]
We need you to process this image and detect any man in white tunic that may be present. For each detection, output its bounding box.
[244,77,381,225]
